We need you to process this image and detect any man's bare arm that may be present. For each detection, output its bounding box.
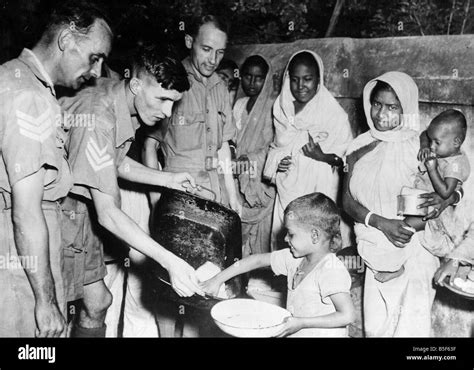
[90,188,203,297]
[141,137,163,207]
[142,137,161,171]
[11,168,65,337]
[118,156,195,191]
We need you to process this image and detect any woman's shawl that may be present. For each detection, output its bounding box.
[263,50,352,206]
[233,55,276,214]
[348,71,422,271]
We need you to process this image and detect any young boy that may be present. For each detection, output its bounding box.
[202,192,356,337]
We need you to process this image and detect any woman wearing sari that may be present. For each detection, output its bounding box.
[343,71,459,337]
[264,50,353,251]
[233,55,277,256]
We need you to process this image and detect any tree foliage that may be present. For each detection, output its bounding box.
[0,0,472,63]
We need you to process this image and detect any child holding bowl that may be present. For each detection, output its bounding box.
[201,192,356,337]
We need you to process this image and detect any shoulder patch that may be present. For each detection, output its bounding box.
[85,137,114,172]
[16,108,53,143]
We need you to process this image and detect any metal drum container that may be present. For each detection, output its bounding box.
[148,187,244,310]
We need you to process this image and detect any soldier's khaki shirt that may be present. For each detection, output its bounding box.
[60,78,139,200]
[145,57,236,202]
[0,48,72,201]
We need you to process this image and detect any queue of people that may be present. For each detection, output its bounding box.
[0,0,472,338]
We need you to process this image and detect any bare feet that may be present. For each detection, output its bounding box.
[375,265,405,283]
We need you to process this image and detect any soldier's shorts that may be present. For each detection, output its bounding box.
[60,195,107,302]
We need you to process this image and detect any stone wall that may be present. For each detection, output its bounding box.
[226,35,474,146]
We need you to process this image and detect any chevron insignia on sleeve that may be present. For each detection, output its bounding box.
[16,109,53,143]
[85,138,114,172]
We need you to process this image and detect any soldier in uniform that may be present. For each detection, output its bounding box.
[59,45,204,337]
[0,1,112,337]
[142,14,241,337]
[143,15,241,214]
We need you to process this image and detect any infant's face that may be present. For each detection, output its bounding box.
[427,123,459,158]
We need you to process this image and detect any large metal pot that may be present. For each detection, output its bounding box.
[148,187,244,310]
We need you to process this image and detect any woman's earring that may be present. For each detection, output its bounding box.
[311,230,318,244]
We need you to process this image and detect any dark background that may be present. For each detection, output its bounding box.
[1,0,473,67]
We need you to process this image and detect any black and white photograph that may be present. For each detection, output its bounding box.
[0,0,473,366]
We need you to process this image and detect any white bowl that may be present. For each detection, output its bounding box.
[211,298,291,337]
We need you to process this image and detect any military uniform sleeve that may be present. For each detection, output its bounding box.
[65,102,120,200]
[1,90,60,189]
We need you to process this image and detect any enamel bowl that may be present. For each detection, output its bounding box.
[211,298,291,337]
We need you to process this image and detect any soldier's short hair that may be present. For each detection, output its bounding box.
[132,44,190,93]
[40,0,113,45]
[185,15,230,39]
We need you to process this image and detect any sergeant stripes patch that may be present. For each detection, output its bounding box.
[16,109,53,143]
[85,137,114,171]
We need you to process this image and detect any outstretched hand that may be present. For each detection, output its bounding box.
[302,132,326,162]
[199,277,223,298]
[166,255,205,297]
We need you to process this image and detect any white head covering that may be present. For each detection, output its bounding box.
[272,50,351,152]
[349,71,422,272]
[363,71,420,143]
[349,71,421,214]
[264,50,353,181]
